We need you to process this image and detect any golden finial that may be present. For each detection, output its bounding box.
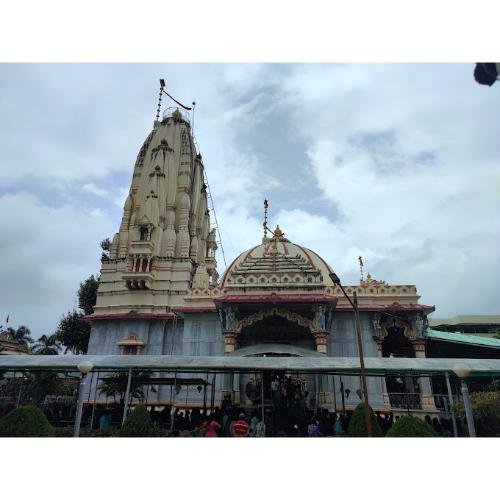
[274,225,284,239]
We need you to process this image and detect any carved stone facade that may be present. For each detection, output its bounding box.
[92,108,216,319]
[87,103,438,414]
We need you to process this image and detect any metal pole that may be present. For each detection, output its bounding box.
[87,371,94,404]
[122,368,133,425]
[261,371,265,424]
[16,372,24,408]
[461,380,476,438]
[445,372,458,437]
[332,375,337,414]
[340,379,346,415]
[210,373,216,412]
[73,373,88,438]
[171,370,177,432]
[90,369,100,429]
[352,291,372,437]
[203,372,208,412]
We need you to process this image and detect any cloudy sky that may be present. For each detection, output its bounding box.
[1,63,499,339]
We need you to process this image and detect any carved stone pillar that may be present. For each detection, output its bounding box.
[413,340,437,412]
[313,331,328,354]
[223,331,238,354]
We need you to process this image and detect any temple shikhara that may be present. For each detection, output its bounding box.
[87,100,440,414]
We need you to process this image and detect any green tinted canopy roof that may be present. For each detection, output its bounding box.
[427,329,500,349]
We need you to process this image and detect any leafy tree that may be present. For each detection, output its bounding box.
[0,405,55,437]
[98,371,156,403]
[78,274,100,316]
[100,238,111,263]
[55,310,91,354]
[386,415,438,437]
[22,371,72,405]
[119,404,155,437]
[347,403,383,437]
[452,390,500,437]
[32,334,61,355]
[54,271,100,354]
[5,325,33,348]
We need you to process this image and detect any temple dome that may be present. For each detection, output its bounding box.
[220,226,333,292]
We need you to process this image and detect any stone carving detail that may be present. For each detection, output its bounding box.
[313,304,326,330]
[218,305,238,331]
[180,129,190,155]
[414,313,428,338]
[379,317,415,341]
[236,307,317,334]
[371,313,381,336]
[134,129,155,169]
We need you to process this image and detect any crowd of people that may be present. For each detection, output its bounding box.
[140,400,460,437]
[0,380,467,437]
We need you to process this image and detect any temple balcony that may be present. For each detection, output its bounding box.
[122,272,154,290]
[129,240,155,255]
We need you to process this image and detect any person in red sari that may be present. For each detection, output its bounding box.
[204,416,221,437]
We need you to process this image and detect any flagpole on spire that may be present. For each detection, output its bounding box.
[263,199,269,241]
[155,79,165,122]
[359,256,364,282]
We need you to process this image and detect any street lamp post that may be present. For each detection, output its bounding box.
[453,363,476,437]
[329,272,372,437]
[73,360,94,438]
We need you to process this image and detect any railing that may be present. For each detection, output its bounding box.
[388,392,422,410]
[162,106,191,124]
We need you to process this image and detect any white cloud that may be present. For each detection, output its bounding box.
[82,182,109,197]
[281,64,500,315]
[1,63,499,335]
[0,192,114,338]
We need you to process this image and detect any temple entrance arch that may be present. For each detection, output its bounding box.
[238,315,316,352]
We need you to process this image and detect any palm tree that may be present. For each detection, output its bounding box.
[5,325,33,349]
[32,334,61,355]
[98,371,156,403]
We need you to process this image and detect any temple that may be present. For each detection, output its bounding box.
[86,103,443,415]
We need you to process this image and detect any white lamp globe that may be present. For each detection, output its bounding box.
[452,363,471,379]
[77,360,94,374]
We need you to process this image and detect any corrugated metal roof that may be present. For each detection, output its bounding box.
[430,315,500,327]
[427,329,500,348]
[1,354,500,376]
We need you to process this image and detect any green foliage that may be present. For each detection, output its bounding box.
[22,371,73,405]
[98,371,155,403]
[347,403,383,437]
[386,415,438,437]
[5,325,32,349]
[0,405,55,437]
[452,391,500,436]
[78,275,100,316]
[54,274,98,353]
[55,310,91,354]
[119,404,156,437]
[54,427,114,438]
[100,238,111,252]
[32,334,61,355]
